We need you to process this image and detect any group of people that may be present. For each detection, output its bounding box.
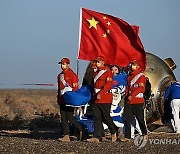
[56,56,149,142]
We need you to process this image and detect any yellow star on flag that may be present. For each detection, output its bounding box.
[103,33,107,38]
[107,21,111,26]
[87,17,99,30]
[107,29,110,34]
[103,16,107,20]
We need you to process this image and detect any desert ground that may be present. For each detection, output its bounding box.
[0,89,179,154]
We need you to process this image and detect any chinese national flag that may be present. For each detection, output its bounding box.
[78,8,146,70]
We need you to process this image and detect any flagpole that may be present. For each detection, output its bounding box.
[77,59,79,77]
[76,8,82,78]
[78,8,82,53]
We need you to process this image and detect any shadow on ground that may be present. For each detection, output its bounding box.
[0,113,84,141]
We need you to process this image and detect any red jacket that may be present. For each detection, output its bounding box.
[126,69,146,104]
[57,68,79,105]
[93,66,113,104]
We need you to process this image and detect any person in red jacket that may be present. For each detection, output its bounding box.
[121,60,148,142]
[57,57,84,142]
[87,56,117,143]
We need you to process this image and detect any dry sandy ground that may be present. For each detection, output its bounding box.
[0,89,179,153]
[0,128,180,154]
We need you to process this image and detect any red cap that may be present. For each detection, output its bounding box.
[95,56,105,62]
[131,59,140,66]
[58,58,70,64]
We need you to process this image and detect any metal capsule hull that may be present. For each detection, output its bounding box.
[144,52,176,123]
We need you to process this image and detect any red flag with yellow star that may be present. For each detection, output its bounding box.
[78,8,146,70]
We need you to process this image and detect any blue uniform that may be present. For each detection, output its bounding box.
[164,82,180,102]
[112,71,127,88]
[164,81,180,133]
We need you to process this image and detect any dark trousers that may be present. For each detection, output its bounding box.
[91,103,116,138]
[60,104,82,135]
[124,103,147,138]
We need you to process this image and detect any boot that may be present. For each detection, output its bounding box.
[111,133,117,142]
[101,136,107,142]
[143,135,148,142]
[87,137,99,143]
[58,135,70,142]
[120,135,131,142]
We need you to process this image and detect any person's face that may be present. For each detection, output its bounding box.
[93,67,98,72]
[61,63,69,70]
[111,66,119,76]
[131,63,139,71]
[96,60,104,68]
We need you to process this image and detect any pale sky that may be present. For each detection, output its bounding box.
[0,0,180,88]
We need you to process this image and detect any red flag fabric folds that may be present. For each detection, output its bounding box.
[78,8,146,70]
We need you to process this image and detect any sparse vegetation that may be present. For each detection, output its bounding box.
[0,89,60,130]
